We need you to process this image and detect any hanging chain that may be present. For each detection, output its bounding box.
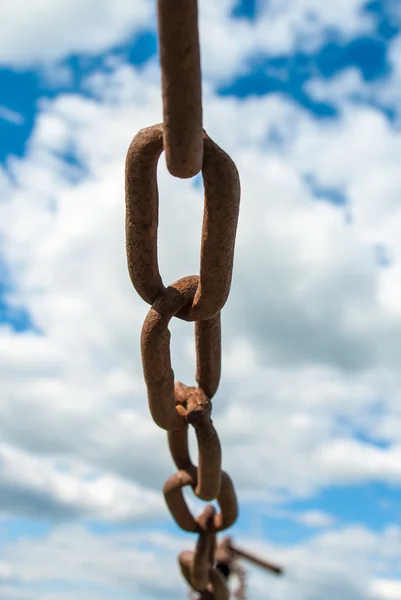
[125,1,241,598]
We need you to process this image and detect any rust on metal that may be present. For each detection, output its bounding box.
[125,1,245,597]
[206,569,230,600]
[169,384,222,502]
[195,312,221,398]
[179,506,230,600]
[163,468,238,533]
[187,133,240,322]
[140,275,198,431]
[229,542,284,576]
[157,0,203,178]
[125,125,165,307]
[125,125,240,321]
[187,536,283,600]
[192,505,216,590]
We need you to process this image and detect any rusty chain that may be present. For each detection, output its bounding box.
[125,1,240,598]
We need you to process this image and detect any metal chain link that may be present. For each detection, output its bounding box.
[125,1,240,598]
[157,0,203,178]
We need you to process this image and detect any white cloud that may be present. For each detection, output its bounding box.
[0,443,165,522]
[0,0,376,78]
[1,4,401,589]
[1,57,401,517]
[248,525,401,600]
[0,106,24,125]
[1,525,184,600]
[370,33,401,118]
[256,506,336,528]
[190,0,374,82]
[305,67,371,105]
[0,0,154,67]
[370,579,401,600]
[294,510,335,528]
[305,32,401,121]
[1,523,400,600]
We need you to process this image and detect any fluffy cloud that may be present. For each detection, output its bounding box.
[2,51,401,520]
[0,1,154,67]
[371,579,401,600]
[0,0,378,77]
[0,106,24,125]
[1,2,401,597]
[0,525,184,599]
[1,444,165,522]
[1,523,400,600]
[1,15,401,600]
[292,510,335,528]
[199,0,375,80]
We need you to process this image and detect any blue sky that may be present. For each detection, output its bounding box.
[1,1,401,599]
[1,0,397,162]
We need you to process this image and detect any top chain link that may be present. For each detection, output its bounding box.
[125,125,240,323]
[125,1,241,598]
[157,0,203,178]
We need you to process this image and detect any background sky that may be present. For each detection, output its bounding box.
[1,1,401,599]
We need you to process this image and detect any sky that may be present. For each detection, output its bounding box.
[1,0,401,598]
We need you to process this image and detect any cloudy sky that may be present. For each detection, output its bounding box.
[1,0,401,599]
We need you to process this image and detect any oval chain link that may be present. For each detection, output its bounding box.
[125,124,240,322]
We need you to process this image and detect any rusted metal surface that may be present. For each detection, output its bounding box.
[125,1,243,598]
[140,276,198,431]
[163,468,238,533]
[125,126,240,322]
[195,314,221,398]
[186,536,283,600]
[218,536,284,576]
[229,541,284,576]
[157,0,203,178]
[179,506,230,600]
[168,383,222,501]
